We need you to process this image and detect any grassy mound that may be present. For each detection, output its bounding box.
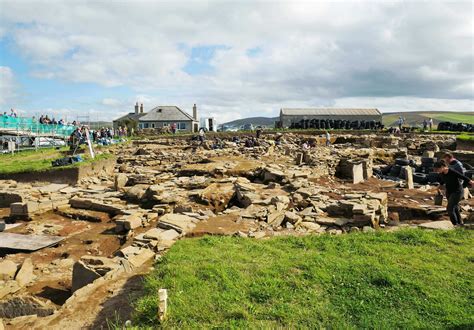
[0,147,113,174]
[133,229,474,329]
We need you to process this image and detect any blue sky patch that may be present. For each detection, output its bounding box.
[182,44,230,76]
[246,46,262,57]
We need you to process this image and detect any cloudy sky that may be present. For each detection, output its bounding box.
[0,0,472,122]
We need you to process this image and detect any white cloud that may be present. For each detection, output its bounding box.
[101,98,121,106]
[0,1,472,122]
[0,66,17,106]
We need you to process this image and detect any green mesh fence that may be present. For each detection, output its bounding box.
[0,116,76,137]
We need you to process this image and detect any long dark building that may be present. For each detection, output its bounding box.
[279,108,382,129]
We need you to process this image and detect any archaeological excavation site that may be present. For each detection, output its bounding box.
[0,130,473,328]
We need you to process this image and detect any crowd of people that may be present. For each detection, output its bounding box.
[2,109,130,138]
[2,109,18,118]
[68,125,129,150]
[1,109,77,127]
[37,115,74,126]
[115,126,128,137]
[92,127,113,141]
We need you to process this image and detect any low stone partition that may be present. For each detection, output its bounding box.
[0,157,116,185]
[455,139,474,152]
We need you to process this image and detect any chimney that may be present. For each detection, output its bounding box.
[140,103,144,113]
[134,102,139,114]
[193,103,197,120]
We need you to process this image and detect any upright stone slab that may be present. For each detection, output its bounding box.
[423,150,435,158]
[295,153,304,165]
[114,173,128,191]
[15,258,35,287]
[403,166,414,189]
[361,160,373,180]
[352,163,364,184]
[302,152,311,164]
[71,260,101,292]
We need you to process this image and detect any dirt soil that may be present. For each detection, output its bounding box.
[188,213,254,237]
[6,264,151,330]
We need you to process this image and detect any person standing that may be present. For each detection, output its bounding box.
[256,126,262,139]
[433,160,473,226]
[443,153,465,175]
[443,152,470,199]
[397,116,403,130]
[325,131,331,146]
[198,127,205,144]
[428,118,433,131]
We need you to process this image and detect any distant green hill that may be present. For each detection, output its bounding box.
[222,116,278,128]
[88,121,113,130]
[382,111,473,127]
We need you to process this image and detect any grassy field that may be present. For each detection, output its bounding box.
[133,229,474,329]
[383,112,474,126]
[0,147,112,174]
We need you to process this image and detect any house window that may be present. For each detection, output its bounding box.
[144,123,149,129]
[162,123,169,127]
[151,123,155,128]
[178,122,186,130]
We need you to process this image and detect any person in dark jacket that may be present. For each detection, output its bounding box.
[442,152,466,175]
[433,160,473,225]
[443,152,470,199]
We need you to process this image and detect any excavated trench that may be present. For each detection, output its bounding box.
[1,132,472,327]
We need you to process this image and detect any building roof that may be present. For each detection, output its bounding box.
[113,112,145,123]
[280,108,381,116]
[139,106,195,122]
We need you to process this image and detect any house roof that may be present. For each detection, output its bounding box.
[139,106,195,122]
[113,112,145,122]
[280,108,381,116]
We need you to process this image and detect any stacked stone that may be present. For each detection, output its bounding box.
[326,192,388,227]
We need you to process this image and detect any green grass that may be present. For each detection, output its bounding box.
[457,133,474,142]
[0,147,113,174]
[133,229,474,329]
[434,113,474,124]
[383,112,474,127]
